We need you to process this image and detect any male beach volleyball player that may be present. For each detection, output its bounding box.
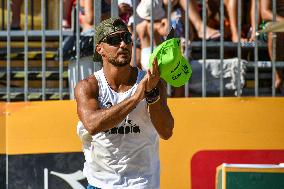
[75,17,174,189]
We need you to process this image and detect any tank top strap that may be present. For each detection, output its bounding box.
[94,69,106,97]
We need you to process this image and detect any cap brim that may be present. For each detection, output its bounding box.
[161,56,192,87]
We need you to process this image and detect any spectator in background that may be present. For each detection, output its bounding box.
[63,0,112,31]
[63,0,76,29]
[78,0,132,34]
[136,0,192,97]
[66,0,135,99]
[136,0,169,71]
[118,0,133,24]
[223,0,246,42]
[63,0,134,33]
[162,0,191,97]
[260,0,284,92]
[248,0,259,42]
[207,0,255,42]
[79,0,95,35]
[127,17,142,71]
[117,0,141,69]
[163,0,192,45]
[11,0,23,30]
[163,0,221,41]
[66,0,110,99]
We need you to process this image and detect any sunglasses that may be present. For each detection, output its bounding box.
[101,32,132,46]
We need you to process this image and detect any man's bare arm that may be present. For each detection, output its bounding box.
[148,80,174,140]
[75,76,146,135]
[145,58,174,140]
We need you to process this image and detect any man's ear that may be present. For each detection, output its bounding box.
[96,44,106,57]
[96,44,102,54]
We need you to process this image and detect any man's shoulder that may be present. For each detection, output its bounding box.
[75,75,99,97]
[78,75,98,87]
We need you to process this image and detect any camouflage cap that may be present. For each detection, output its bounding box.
[95,17,129,44]
[93,17,129,61]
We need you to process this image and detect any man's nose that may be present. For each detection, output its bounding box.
[119,39,127,47]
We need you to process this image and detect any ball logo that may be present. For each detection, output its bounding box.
[44,168,86,189]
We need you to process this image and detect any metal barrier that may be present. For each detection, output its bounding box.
[0,0,282,101]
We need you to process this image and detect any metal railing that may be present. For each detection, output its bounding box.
[0,0,282,101]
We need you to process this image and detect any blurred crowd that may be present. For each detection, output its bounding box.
[9,0,284,94]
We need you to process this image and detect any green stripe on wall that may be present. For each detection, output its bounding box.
[227,172,284,189]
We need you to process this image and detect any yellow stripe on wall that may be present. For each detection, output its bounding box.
[0,103,6,154]
[2,98,284,188]
[160,97,284,189]
[6,101,81,154]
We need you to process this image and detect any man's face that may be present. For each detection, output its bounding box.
[98,31,133,67]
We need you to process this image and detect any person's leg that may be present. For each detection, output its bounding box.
[268,32,284,91]
[224,0,247,42]
[136,20,151,70]
[178,0,220,40]
[11,0,23,29]
[153,18,169,44]
[136,20,151,49]
[172,86,185,97]
[131,46,141,69]
[275,33,284,91]
[248,0,260,42]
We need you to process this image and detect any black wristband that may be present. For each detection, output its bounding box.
[145,87,159,98]
[145,87,160,105]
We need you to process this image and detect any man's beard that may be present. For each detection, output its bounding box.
[108,56,130,67]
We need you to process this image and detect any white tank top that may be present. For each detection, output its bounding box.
[77,68,160,189]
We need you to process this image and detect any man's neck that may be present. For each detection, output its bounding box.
[103,64,137,92]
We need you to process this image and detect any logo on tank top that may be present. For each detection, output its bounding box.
[104,101,141,135]
[105,101,113,108]
[104,118,141,135]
